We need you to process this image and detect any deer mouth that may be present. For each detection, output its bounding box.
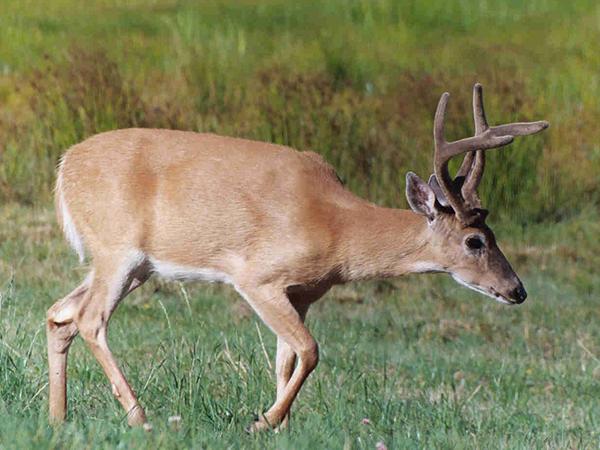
[451,275,517,305]
[489,288,517,305]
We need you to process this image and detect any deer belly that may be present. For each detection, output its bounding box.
[149,257,233,284]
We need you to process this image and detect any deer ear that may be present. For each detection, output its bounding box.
[406,172,438,220]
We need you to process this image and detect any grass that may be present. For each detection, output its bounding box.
[0,0,599,448]
[0,207,599,448]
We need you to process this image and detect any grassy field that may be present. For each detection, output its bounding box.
[1,208,599,448]
[0,0,599,448]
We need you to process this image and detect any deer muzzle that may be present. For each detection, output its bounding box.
[509,283,527,304]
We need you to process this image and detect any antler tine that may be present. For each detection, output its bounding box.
[433,92,450,147]
[459,83,489,207]
[432,90,513,223]
[472,83,489,134]
[491,120,549,136]
[433,92,468,221]
[456,151,475,179]
[457,83,488,178]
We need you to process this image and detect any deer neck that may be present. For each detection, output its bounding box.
[338,205,440,282]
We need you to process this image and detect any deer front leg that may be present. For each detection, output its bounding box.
[239,284,318,432]
[274,301,310,430]
[275,337,296,430]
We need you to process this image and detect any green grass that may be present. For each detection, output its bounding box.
[0,206,599,448]
[0,0,599,448]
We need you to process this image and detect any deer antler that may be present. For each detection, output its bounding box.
[455,83,488,209]
[432,83,549,225]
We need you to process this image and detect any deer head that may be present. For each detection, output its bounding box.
[406,84,548,304]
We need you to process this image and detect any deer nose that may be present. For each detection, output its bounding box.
[510,284,527,304]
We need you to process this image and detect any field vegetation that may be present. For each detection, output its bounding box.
[0,0,598,448]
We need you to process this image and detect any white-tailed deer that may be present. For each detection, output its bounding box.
[47,83,548,431]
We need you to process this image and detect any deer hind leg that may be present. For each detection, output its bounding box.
[239,284,319,432]
[74,252,150,426]
[47,265,149,425]
[47,272,93,423]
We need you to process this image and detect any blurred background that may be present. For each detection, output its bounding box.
[1,0,598,221]
[0,1,598,448]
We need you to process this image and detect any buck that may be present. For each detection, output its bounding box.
[47,83,548,431]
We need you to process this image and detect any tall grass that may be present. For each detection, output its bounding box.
[0,0,598,218]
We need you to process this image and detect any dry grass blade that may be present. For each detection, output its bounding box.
[255,322,273,372]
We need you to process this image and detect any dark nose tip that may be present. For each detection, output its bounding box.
[511,284,527,304]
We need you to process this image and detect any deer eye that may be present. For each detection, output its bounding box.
[465,235,485,250]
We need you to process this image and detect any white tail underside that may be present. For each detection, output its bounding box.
[56,163,85,263]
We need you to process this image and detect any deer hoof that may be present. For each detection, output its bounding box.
[126,404,148,427]
[245,417,273,433]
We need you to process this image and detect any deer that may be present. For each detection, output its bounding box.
[47,83,548,432]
